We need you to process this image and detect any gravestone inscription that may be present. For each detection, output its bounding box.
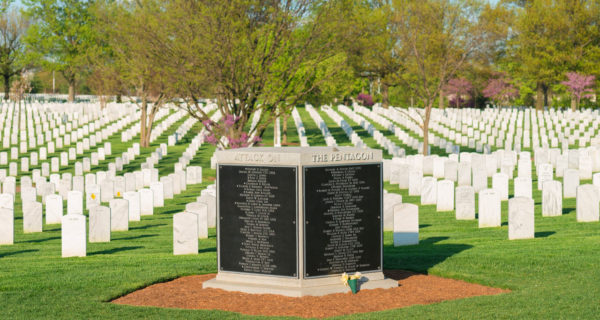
[303,164,381,277]
[218,165,297,277]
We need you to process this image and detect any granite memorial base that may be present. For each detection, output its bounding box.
[202,147,397,297]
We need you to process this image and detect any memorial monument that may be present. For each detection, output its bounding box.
[203,147,397,296]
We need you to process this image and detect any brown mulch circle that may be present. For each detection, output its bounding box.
[112,271,509,318]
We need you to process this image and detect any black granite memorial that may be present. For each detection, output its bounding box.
[303,164,381,277]
[218,165,297,277]
[205,147,396,296]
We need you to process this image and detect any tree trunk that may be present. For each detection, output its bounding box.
[546,88,553,108]
[382,82,389,108]
[438,90,444,109]
[571,96,577,111]
[99,96,107,109]
[140,97,148,147]
[282,112,289,145]
[3,75,9,100]
[145,104,158,148]
[535,82,544,110]
[68,81,75,102]
[422,101,433,155]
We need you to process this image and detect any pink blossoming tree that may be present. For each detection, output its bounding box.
[443,78,473,108]
[483,77,519,108]
[561,72,596,111]
[203,115,261,149]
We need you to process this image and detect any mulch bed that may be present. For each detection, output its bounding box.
[112,270,509,318]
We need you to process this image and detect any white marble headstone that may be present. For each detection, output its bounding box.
[197,194,216,228]
[0,208,13,244]
[150,182,164,207]
[508,197,534,240]
[436,180,454,212]
[139,188,153,216]
[455,186,475,220]
[67,191,83,215]
[123,191,140,221]
[478,189,501,228]
[89,206,111,243]
[576,184,599,222]
[420,177,437,205]
[45,194,63,224]
[393,203,419,246]
[61,214,86,258]
[23,201,43,233]
[109,199,129,231]
[542,180,562,217]
[185,202,208,239]
[173,211,198,255]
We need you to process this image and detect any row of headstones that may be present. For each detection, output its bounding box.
[120,108,176,143]
[305,104,337,147]
[436,112,597,151]
[0,103,103,149]
[173,185,218,255]
[170,116,199,147]
[0,103,149,175]
[387,159,597,204]
[0,170,214,257]
[375,106,600,155]
[0,107,122,161]
[0,142,113,177]
[291,107,309,147]
[434,107,600,140]
[386,181,599,246]
[338,105,405,157]
[385,146,600,191]
[154,104,218,145]
[321,105,366,148]
[10,105,179,191]
[428,107,599,151]
[1,103,136,157]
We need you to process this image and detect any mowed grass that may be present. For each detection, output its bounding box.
[1,109,600,319]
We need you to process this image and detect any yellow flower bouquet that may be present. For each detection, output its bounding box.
[340,272,362,294]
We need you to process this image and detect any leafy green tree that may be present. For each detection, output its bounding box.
[340,0,403,108]
[0,6,29,100]
[93,0,172,147]
[391,0,505,155]
[503,0,600,110]
[165,0,351,149]
[23,0,96,102]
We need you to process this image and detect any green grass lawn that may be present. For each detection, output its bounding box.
[1,107,600,319]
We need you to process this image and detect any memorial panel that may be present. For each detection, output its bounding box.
[218,165,297,277]
[303,163,381,277]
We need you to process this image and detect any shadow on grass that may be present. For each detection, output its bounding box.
[115,234,158,241]
[384,236,472,274]
[419,224,431,229]
[0,249,38,258]
[535,231,555,238]
[129,224,167,230]
[563,208,575,215]
[161,209,180,215]
[90,246,143,256]
[198,247,216,254]
[21,236,60,243]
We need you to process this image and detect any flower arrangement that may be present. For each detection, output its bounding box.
[340,272,362,294]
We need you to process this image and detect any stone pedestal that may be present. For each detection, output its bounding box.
[203,147,397,297]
